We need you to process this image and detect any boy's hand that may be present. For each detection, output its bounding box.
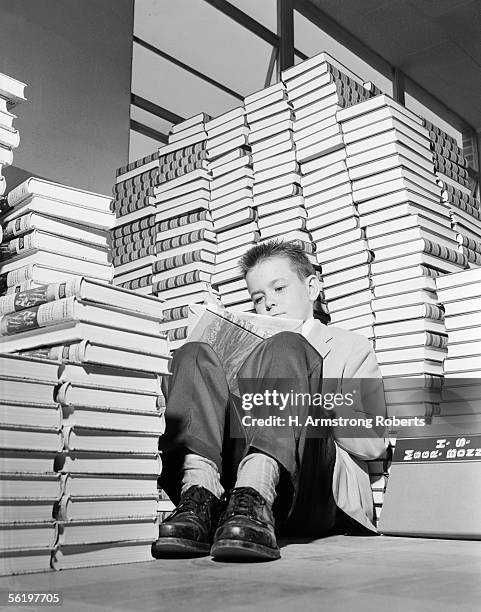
[203,287,224,308]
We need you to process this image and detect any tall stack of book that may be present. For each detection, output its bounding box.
[207,105,256,312]
[281,57,377,337]
[336,96,469,421]
[151,114,216,349]
[435,268,481,432]
[425,120,481,267]
[282,53,379,164]
[247,82,310,246]
[111,152,160,295]
[0,72,26,197]
[0,279,169,571]
[0,179,114,295]
[0,354,62,575]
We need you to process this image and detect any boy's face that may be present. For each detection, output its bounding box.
[245,256,318,321]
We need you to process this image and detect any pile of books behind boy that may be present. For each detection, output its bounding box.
[0,72,26,198]
[111,114,219,349]
[0,278,170,574]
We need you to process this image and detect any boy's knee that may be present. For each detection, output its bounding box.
[172,341,216,363]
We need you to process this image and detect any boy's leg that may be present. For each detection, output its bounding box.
[213,331,336,559]
[153,341,235,556]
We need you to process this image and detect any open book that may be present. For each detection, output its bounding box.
[186,303,303,391]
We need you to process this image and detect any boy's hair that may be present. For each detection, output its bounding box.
[238,239,315,279]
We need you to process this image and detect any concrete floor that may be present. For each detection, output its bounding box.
[0,535,480,612]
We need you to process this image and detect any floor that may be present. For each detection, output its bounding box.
[0,535,480,612]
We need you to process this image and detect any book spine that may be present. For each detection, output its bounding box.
[2,213,33,239]
[426,333,448,349]
[112,237,154,257]
[16,341,86,363]
[156,229,212,254]
[422,239,467,267]
[116,274,152,291]
[167,326,189,341]
[112,245,155,267]
[152,250,205,274]
[0,297,78,336]
[0,277,82,315]
[425,304,445,321]
[0,232,38,259]
[153,270,208,293]
[157,209,210,233]
[162,305,190,321]
[6,180,31,207]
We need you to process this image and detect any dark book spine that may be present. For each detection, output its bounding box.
[422,239,467,267]
[157,209,210,233]
[425,304,445,321]
[156,229,212,255]
[112,245,155,267]
[162,305,190,322]
[153,270,208,293]
[117,274,153,290]
[167,326,189,341]
[153,250,206,274]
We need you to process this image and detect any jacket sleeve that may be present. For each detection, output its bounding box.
[331,335,388,460]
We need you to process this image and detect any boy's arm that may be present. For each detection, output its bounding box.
[332,336,388,460]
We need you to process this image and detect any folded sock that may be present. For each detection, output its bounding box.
[234,452,280,506]
[181,453,224,499]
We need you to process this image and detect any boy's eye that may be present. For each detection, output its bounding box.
[275,286,286,292]
[253,296,264,305]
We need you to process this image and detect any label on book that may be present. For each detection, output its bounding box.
[393,436,481,463]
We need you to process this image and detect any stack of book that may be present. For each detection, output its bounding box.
[207,105,256,312]
[435,268,481,432]
[0,72,27,197]
[0,354,61,575]
[0,279,169,571]
[437,267,481,375]
[337,97,467,390]
[246,82,309,246]
[0,179,114,294]
[282,52,379,164]
[425,120,481,267]
[111,151,160,295]
[150,115,216,348]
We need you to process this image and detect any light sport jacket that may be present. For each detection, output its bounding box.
[304,320,389,532]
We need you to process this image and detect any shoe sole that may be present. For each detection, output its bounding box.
[211,539,280,561]
[151,537,210,557]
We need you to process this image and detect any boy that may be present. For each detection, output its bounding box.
[152,240,387,561]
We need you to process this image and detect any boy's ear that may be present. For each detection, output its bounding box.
[306,274,321,301]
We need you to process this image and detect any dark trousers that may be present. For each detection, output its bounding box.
[160,332,340,537]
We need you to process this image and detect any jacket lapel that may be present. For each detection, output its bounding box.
[305,320,333,360]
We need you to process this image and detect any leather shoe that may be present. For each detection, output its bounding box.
[151,485,224,557]
[211,487,280,560]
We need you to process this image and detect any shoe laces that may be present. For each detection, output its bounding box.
[173,487,209,517]
[229,488,262,517]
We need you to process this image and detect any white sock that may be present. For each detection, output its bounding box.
[181,453,224,499]
[234,453,280,506]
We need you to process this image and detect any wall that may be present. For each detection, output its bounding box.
[0,0,133,195]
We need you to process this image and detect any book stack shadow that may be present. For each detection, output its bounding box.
[207,103,255,313]
[0,72,26,197]
[149,114,217,349]
[0,280,170,572]
[0,179,114,294]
